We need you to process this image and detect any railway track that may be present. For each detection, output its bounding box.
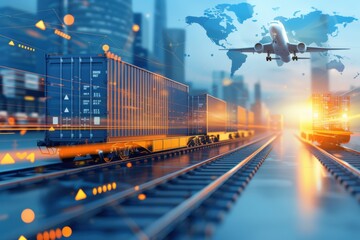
[0,135,262,190]
[13,134,278,240]
[299,137,360,201]
[321,146,360,171]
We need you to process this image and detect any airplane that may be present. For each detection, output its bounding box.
[221,21,349,64]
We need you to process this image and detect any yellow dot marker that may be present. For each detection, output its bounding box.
[102,44,110,52]
[132,24,140,32]
[75,189,87,201]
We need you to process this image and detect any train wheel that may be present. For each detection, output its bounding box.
[119,149,130,160]
[104,152,116,162]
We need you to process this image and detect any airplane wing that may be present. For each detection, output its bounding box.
[220,43,274,53]
[288,43,349,53]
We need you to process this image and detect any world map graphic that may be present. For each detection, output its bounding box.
[186,3,357,76]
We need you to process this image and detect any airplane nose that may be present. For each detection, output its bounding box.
[269,25,277,37]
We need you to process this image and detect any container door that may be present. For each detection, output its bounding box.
[46,56,108,144]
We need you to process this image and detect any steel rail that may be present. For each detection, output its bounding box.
[141,135,277,240]
[298,136,360,178]
[11,134,276,240]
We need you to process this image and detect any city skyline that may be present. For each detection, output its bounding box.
[0,0,359,125]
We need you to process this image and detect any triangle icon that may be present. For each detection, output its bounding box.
[64,107,69,113]
[75,189,87,201]
[0,153,15,165]
[64,95,69,100]
[9,40,15,46]
[49,126,55,132]
[35,20,46,30]
[26,153,35,163]
[18,236,27,240]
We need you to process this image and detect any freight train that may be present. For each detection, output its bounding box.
[300,93,351,145]
[38,53,255,162]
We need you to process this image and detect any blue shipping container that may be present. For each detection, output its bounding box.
[42,54,189,147]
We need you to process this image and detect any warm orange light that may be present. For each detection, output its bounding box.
[97,186,102,194]
[55,228,62,239]
[8,117,15,125]
[107,183,112,191]
[43,231,49,240]
[134,185,139,191]
[138,193,146,201]
[102,44,110,52]
[92,188,97,195]
[21,208,35,224]
[126,162,132,168]
[49,230,56,240]
[36,233,43,240]
[54,29,71,40]
[62,226,72,238]
[24,96,35,101]
[112,182,117,189]
[20,129,27,136]
[132,24,140,32]
[102,185,107,192]
[222,78,232,86]
[63,14,75,26]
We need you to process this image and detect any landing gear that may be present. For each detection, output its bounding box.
[266,52,272,61]
[292,52,298,61]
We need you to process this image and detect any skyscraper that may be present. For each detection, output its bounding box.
[311,15,329,93]
[311,53,329,93]
[252,82,262,125]
[153,0,167,65]
[254,81,261,102]
[38,0,133,61]
[222,75,249,108]
[212,71,229,99]
[0,7,38,72]
[133,13,149,69]
[163,28,186,84]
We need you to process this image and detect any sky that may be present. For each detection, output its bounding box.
[1,0,359,125]
[133,0,360,124]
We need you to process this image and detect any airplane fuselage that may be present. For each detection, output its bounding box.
[222,21,349,63]
[269,22,291,62]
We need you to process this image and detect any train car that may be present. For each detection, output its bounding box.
[237,106,255,137]
[300,93,351,145]
[38,53,255,162]
[38,54,189,161]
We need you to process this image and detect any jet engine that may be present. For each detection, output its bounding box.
[254,43,263,53]
[297,42,307,53]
